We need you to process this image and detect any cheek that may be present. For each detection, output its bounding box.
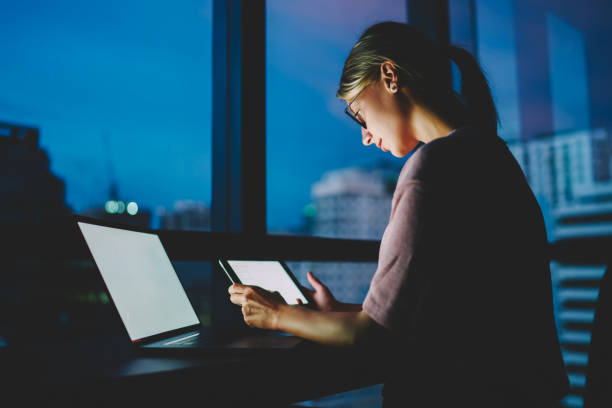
[365,94,408,148]
[383,120,409,151]
[368,111,402,142]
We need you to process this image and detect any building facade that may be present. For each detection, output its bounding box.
[0,122,71,222]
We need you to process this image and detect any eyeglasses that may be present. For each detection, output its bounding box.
[344,85,368,129]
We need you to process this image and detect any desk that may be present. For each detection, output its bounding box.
[1,335,385,407]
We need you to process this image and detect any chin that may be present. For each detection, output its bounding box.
[392,147,411,158]
[395,140,420,157]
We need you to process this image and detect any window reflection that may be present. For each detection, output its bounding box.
[475,0,522,140]
[451,1,612,406]
[287,261,378,304]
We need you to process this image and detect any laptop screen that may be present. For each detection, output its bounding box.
[77,221,199,342]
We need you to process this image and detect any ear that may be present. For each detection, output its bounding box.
[380,61,399,94]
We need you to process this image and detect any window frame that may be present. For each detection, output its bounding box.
[2,0,611,337]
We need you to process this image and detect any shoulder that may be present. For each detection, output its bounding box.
[401,126,506,183]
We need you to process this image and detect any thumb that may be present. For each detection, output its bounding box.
[307,271,324,289]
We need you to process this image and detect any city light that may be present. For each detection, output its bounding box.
[127,202,139,215]
[104,200,119,214]
[303,204,317,218]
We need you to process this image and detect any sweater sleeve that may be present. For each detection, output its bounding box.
[363,180,425,331]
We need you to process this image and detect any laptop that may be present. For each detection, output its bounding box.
[75,216,303,353]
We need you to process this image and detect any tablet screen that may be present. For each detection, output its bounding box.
[227,260,308,305]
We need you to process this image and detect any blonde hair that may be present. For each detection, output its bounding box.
[338,22,498,135]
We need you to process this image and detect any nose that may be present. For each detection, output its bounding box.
[361,127,374,146]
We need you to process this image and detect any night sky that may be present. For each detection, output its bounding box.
[2,0,213,227]
[2,0,610,231]
[266,0,407,231]
[1,0,407,231]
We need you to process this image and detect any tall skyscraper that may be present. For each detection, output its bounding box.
[0,121,71,222]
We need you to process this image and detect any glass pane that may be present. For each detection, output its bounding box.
[451,1,612,406]
[0,0,213,231]
[286,261,378,304]
[172,261,213,327]
[0,259,211,345]
[266,1,408,239]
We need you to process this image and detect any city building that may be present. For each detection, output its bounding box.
[294,161,401,304]
[306,161,400,240]
[0,121,71,222]
[507,129,612,240]
[158,200,210,231]
[550,262,607,408]
[508,128,612,407]
[287,261,378,306]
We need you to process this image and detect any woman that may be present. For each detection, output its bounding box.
[229,22,568,407]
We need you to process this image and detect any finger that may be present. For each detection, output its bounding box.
[228,283,247,294]
[230,294,247,306]
[250,285,268,295]
[307,271,323,289]
[241,305,250,321]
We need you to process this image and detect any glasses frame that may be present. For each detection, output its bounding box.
[344,85,369,129]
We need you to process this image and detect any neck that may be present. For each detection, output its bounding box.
[410,104,455,144]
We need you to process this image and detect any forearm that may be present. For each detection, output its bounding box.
[276,305,367,347]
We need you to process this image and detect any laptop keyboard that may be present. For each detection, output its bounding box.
[163,332,201,347]
[173,337,199,346]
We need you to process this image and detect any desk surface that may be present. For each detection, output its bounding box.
[1,335,385,407]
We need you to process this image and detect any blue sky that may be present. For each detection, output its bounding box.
[1,0,407,231]
[266,0,407,231]
[1,0,213,223]
[2,0,608,232]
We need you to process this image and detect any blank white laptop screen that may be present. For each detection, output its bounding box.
[227,260,307,305]
[77,222,199,342]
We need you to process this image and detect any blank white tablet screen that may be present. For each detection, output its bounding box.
[78,222,199,341]
[227,260,307,305]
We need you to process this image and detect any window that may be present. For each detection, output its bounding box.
[0,0,213,345]
[287,261,378,304]
[266,0,408,240]
[0,0,213,231]
[451,1,612,406]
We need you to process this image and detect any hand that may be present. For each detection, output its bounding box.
[300,271,339,312]
[228,284,287,330]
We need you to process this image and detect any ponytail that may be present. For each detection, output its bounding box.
[447,45,499,136]
[338,22,499,137]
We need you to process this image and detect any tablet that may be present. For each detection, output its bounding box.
[218,259,313,306]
